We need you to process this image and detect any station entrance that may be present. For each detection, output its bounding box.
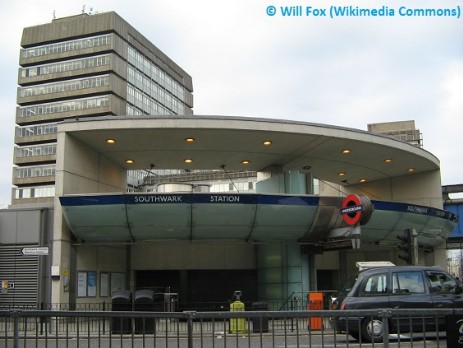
[135,269,258,311]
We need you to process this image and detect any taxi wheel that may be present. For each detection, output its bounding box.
[361,317,384,343]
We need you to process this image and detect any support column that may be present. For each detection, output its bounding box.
[255,168,312,309]
[257,243,309,309]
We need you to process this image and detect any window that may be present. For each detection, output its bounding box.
[362,273,388,295]
[392,271,425,294]
[21,34,111,58]
[427,271,458,294]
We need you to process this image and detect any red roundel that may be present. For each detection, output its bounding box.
[341,194,363,225]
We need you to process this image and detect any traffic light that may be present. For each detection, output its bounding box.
[397,229,413,265]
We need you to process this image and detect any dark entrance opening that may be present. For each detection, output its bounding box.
[135,269,258,311]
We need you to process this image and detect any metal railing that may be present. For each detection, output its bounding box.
[1,308,460,347]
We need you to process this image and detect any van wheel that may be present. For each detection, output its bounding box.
[361,317,384,343]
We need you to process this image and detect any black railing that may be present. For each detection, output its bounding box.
[1,308,460,347]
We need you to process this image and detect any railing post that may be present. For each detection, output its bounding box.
[184,311,196,348]
[11,310,20,348]
[40,302,44,335]
[102,301,106,334]
[377,309,391,348]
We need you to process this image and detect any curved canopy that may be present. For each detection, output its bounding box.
[60,193,457,248]
[60,115,440,185]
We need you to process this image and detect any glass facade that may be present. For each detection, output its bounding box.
[21,34,111,59]
[14,185,55,199]
[16,123,57,139]
[19,75,110,98]
[15,144,56,158]
[20,55,110,78]
[126,46,186,115]
[15,165,56,178]
[19,96,109,118]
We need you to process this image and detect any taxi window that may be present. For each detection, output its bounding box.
[361,273,388,295]
[392,271,425,294]
[427,271,457,294]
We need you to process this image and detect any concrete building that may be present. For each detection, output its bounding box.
[1,12,458,310]
[13,11,193,205]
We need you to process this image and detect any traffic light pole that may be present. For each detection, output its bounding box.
[397,228,419,265]
[410,228,418,266]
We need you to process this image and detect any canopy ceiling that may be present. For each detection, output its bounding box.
[60,116,440,186]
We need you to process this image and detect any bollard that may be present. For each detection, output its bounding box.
[229,290,247,334]
[307,292,323,330]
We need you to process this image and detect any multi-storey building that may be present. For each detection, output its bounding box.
[13,11,193,205]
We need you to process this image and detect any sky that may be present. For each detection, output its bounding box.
[0,0,462,206]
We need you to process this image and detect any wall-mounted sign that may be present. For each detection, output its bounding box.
[341,194,373,225]
[21,247,49,255]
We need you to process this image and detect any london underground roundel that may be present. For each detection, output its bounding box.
[341,194,373,225]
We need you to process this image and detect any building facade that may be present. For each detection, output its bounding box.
[13,11,193,205]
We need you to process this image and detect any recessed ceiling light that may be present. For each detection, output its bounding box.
[262,140,272,146]
[359,178,367,183]
[241,160,251,165]
[384,158,393,163]
[342,149,351,154]
[106,139,116,144]
[408,168,415,172]
[125,159,134,164]
[338,172,346,176]
[185,137,195,143]
[184,159,193,164]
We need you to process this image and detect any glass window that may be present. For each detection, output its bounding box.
[362,273,388,295]
[392,271,425,294]
[20,55,110,78]
[126,44,188,115]
[21,34,111,59]
[427,271,458,294]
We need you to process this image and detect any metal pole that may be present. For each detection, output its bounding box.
[378,309,391,348]
[12,310,20,348]
[185,311,196,348]
[411,228,419,266]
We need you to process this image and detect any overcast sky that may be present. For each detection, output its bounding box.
[0,0,462,206]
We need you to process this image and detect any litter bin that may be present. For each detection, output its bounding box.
[251,302,269,333]
[134,289,155,333]
[111,290,132,334]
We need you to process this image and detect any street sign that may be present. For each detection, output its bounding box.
[21,247,49,255]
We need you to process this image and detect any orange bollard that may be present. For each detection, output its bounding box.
[307,292,323,330]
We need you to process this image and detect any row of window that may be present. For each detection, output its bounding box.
[362,270,458,295]
[15,165,56,178]
[21,55,110,78]
[16,123,57,139]
[210,182,255,193]
[15,144,56,158]
[127,67,184,114]
[127,46,185,100]
[19,96,109,117]
[19,75,110,98]
[14,185,55,199]
[21,34,111,59]
[126,85,179,116]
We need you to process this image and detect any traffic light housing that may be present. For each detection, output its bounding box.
[397,229,413,265]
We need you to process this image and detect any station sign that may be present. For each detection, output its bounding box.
[340,194,373,225]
